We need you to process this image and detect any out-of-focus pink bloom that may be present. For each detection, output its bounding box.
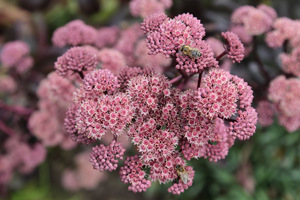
[256,100,274,126]
[141,12,168,33]
[197,69,239,119]
[98,48,126,74]
[55,46,98,77]
[94,26,120,49]
[145,13,205,58]
[130,0,172,18]
[115,24,144,65]
[134,40,171,73]
[257,4,277,20]
[205,37,224,57]
[231,5,275,35]
[268,76,300,132]
[0,156,13,185]
[28,72,76,149]
[62,151,107,191]
[280,47,300,77]
[266,18,300,48]
[90,141,125,172]
[102,132,131,149]
[0,41,33,73]
[52,20,97,47]
[0,75,17,94]
[175,39,218,73]
[83,69,120,95]
[221,31,245,63]
[75,93,134,140]
[4,136,47,174]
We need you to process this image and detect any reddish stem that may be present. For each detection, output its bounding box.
[0,101,33,116]
[216,50,227,61]
[197,71,203,89]
[0,120,15,136]
[169,75,183,84]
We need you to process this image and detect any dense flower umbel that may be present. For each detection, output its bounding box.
[90,141,125,172]
[0,41,33,73]
[54,46,98,77]
[52,20,97,47]
[266,17,300,48]
[57,13,257,195]
[257,100,275,127]
[280,47,300,77]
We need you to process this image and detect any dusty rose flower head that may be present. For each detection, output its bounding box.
[28,72,76,149]
[98,48,126,74]
[144,13,205,57]
[83,69,120,95]
[231,5,275,35]
[94,26,120,49]
[52,20,97,47]
[0,156,12,185]
[280,47,300,77]
[0,41,33,73]
[197,69,239,119]
[257,4,277,20]
[90,140,125,172]
[268,76,300,132]
[266,18,300,48]
[4,136,47,174]
[54,46,98,77]
[130,0,172,18]
[119,155,152,193]
[75,93,134,140]
[221,31,245,63]
[256,100,275,126]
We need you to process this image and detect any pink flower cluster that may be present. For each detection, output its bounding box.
[280,46,300,77]
[54,46,98,77]
[266,17,300,48]
[90,141,125,172]
[268,76,300,132]
[0,136,46,185]
[0,41,33,73]
[256,100,275,127]
[49,13,257,195]
[52,20,97,47]
[231,4,276,36]
[129,0,172,18]
[28,72,76,149]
